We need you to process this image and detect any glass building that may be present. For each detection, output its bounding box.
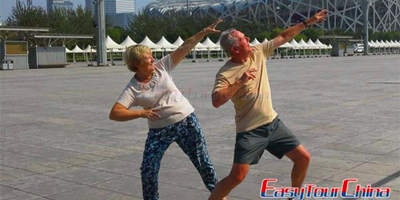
[47,0,73,13]
[86,0,136,28]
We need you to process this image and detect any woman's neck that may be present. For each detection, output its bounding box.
[135,71,153,83]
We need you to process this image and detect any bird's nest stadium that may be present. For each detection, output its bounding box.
[145,0,400,32]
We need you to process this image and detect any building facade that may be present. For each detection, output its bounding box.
[47,0,73,13]
[145,0,400,32]
[86,0,136,28]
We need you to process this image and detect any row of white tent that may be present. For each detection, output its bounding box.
[253,38,332,49]
[65,36,335,53]
[65,35,400,54]
[368,40,400,48]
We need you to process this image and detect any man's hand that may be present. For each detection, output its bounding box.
[203,19,223,35]
[141,109,161,120]
[306,9,328,26]
[237,68,257,85]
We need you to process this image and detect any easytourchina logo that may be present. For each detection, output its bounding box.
[260,178,391,199]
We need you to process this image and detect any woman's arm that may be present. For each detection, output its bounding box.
[109,103,160,121]
[170,19,223,66]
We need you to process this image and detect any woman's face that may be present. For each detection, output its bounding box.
[136,52,155,75]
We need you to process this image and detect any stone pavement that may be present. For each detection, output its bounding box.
[1,55,399,200]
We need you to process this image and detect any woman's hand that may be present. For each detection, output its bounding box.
[141,109,161,120]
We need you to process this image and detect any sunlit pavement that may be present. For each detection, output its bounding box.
[1,55,399,200]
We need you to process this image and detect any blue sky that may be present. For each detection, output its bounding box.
[0,0,155,23]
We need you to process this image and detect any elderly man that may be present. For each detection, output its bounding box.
[209,10,328,200]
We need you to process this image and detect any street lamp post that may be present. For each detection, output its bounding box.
[95,0,107,66]
[361,0,370,55]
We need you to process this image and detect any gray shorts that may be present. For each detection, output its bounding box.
[234,117,300,165]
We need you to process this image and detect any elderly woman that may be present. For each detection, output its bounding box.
[109,20,222,200]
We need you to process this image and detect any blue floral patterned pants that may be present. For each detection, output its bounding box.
[140,113,217,200]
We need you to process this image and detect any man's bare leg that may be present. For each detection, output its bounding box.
[285,145,311,188]
[209,163,250,200]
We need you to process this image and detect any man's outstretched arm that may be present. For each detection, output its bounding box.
[272,9,328,48]
[170,19,222,66]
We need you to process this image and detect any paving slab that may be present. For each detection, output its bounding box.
[1,55,399,199]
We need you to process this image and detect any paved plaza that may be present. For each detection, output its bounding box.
[1,55,399,200]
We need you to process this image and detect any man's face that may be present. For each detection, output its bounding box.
[230,30,252,58]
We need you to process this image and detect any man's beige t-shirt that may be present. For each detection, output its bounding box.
[213,41,277,133]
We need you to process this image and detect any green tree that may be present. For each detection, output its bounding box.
[303,28,324,41]
[107,27,127,43]
[6,2,48,27]
[270,28,284,38]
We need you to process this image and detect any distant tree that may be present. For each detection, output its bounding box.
[303,27,324,41]
[6,2,48,27]
[255,31,272,41]
[107,26,127,43]
[270,27,284,38]
[6,3,95,47]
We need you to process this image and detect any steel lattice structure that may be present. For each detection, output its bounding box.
[145,0,400,32]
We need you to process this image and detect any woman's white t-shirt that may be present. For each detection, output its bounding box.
[117,55,194,128]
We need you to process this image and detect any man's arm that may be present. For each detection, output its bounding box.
[109,103,160,121]
[170,19,222,66]
[272,9,328,48]
[212,68,256,108]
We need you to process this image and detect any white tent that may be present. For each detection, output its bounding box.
[120,36,137,48]
[378,40,387,48]
[396,40,400,48]
[250,38,260,46]
[83,45,96,53]
[156,36,177,51]
[82,45,96,63]
[105,36,123,50]
[71,45,84,53]
[173,36,184,47]
[306,39,319,49]
[202,37,220,50]
[279,42,293,48]
[262,38,269,43]
[140,36,161,50]
[68,45,84,63]
[215,40,221,47]
[383,40,390,48]
[368,41,376,48]
[389,40,397,48]
[289,39,301,49]
[194,42,207,51]
[314,39,327,49]
[298,39,310,49]
[65,47,72,53]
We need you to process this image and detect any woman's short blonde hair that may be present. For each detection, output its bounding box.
[124,45,152,72]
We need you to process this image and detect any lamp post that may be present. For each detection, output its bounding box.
[186,0,189,15]
[361,0,370,55]
[95,0,107,66]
